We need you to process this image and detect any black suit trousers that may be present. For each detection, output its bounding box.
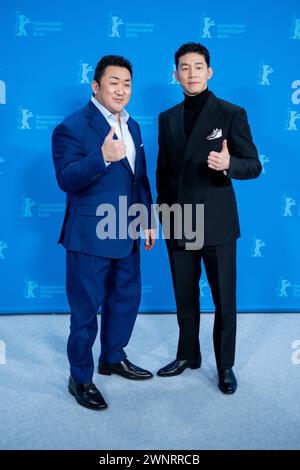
[166,239,237,370]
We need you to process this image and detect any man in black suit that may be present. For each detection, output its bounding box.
[156,43,262,393]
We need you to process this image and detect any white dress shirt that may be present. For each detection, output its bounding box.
[91,96,136,173]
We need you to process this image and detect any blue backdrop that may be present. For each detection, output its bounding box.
[0,0,299,313]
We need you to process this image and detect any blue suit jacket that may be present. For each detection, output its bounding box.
[52,101,154,258]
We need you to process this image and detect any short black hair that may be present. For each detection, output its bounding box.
[93,55,133,84]
[175,42,210,68]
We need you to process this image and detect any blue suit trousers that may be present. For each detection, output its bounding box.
[66,245,141,384]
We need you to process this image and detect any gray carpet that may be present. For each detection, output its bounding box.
[0,313,299,450]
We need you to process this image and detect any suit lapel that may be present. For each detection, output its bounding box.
[181,93,222,168]
[86,101,110,139]
[168,102,186,157]
[127,117,140,178]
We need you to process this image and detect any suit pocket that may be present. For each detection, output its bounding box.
[206,137,223,153]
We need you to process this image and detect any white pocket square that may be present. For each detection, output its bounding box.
[206,128,222,140]
[140,143,144,147]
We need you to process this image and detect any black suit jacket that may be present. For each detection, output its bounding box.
[156,92,262,247]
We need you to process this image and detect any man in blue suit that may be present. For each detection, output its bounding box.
[52,55,156,410]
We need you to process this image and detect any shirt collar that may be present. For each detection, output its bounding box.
[91,96,129,122]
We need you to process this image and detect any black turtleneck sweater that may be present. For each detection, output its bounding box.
[184,87,211,139]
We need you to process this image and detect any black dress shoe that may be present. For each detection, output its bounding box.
[68,375,108,410]
[157,357,201,377]
[98,358,153,380]
[218,368,237,394]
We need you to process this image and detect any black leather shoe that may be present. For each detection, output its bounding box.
[218,368,237,394]
[98,358,153,380]
[157,357,201,377]
[68,375,108,410]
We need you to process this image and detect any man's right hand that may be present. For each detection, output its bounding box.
[101,126,127,162]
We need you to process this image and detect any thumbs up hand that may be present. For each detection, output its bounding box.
[106,126,115,140]
[207,139,230,171]
[101,126,127,162]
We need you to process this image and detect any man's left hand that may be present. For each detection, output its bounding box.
[144,228,156,251]
[207,139,230,171]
